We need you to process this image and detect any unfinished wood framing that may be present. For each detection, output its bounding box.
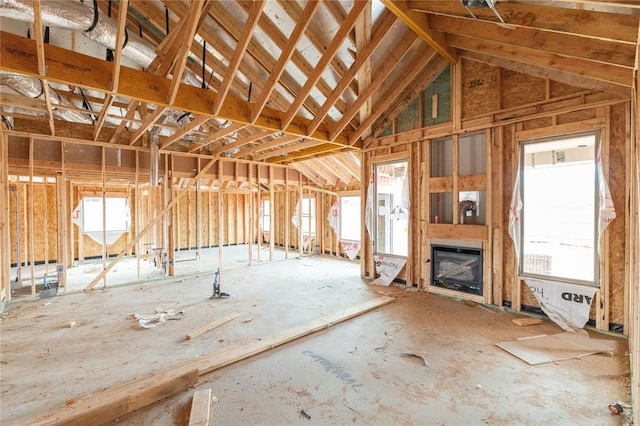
[1,1,639,422]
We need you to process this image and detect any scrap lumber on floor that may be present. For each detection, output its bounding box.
[18,296,393,425]
[512,317,544,326]
[186,311,240,340]
[23,369,199,426]
[188,388,212,426]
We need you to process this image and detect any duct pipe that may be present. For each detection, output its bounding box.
[0,71,94,124]
[150,128,159,187]
[9,186,21,284]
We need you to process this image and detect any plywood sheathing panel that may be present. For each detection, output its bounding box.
[461,58,499,119]
[550,80,585,99]
[501,69,546,110]
[178,189,188,249]
[556,109,598,125]
[521,117,553,131]
[608,103,628,325]
[32,183,47,261]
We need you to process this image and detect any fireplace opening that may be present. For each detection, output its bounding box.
[431,245,483,296]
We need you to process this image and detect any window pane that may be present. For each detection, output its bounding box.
[375,161,408,256]
[339,196,361,241]
[82,197,129,232]
[261,199,270,232]
[302,197,315,236]
[521,134,597,283]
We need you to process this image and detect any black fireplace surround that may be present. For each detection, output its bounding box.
[431,245,483,296]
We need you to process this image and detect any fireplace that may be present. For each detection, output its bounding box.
[431,245,483,296]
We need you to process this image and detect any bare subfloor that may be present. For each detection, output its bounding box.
[1,252,631,425]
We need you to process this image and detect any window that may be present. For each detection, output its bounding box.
[82,196,130,233]
[339,196,361,241]
[301,197,315,236]
[520,133,598,284]
[261,199,270,232]
[374,160,408,256]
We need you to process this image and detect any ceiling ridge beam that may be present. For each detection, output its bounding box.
[280,0,368,131]
[249,0,320,123]
[381,0,457,64]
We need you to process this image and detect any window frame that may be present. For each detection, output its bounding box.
[373,158,409,257]
[338,194,361,242]
[518,131,600,287]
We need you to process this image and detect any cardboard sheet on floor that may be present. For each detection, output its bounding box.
[495,331,614,365]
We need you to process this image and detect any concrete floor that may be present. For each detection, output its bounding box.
[0,250,632,425]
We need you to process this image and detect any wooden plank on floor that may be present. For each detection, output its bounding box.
[186,296,395,375]
[186,311,240,340]
[188,388,212,426]
[18,296,393,425]
[23,368,199,426]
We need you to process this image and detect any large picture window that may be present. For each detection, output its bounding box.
[374,160,408,256]
[520,133,598,284]
[301,197,315,236]
[82,196,130,233]
[339,195,361,241]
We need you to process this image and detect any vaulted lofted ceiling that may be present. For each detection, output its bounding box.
[0,0,638,188]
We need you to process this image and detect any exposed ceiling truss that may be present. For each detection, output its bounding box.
[0,0,638,187]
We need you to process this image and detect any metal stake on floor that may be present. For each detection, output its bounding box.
[210,268,229,299]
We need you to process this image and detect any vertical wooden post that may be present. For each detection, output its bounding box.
[285,169,290,259]
[167,156,175,276]
[248,164,254,266]
[0,133,10,303]
[597,107,612,330]
[256,165,262,263]
[44,179,50,273]
[22,183,27,281]
[269,166,275,260]
[484,128,493,305]
[55,170,67,289]
[361,152,371,279]
[186,188,191,250]
[298,178,303,257]
[452,134,460,225]
[492,127,504,307]
[208,190,212,248]
[423,139,431,290]
[101,146,107,289]
[29,138,35,296]
[135,151,140,281]
[196,158,201,263]
[67,180,74,268]
[511,125,522,312]
[218,160,224,268]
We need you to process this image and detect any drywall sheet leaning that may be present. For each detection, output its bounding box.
[496,330,614,365]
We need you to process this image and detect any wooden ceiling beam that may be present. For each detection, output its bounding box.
[408,1,639,43]
[331,32,420,142]
[280,0,368,131]
[354,1,372,139]
[213,0,265,115]
[347,48,440,144]
[189,123,247,153]
[257,140,326,162]
[232,134,301,159]
[429,15,636,69]
[267,143,354,163]
[209,130,272,157]
[380,0,457,64]
[167,0,208,106]
[0,31,353,146]
[110,0,129,93]
[249,0,320,123]
[447,33,633,88]
[31,0,54,136]
[307,10,397,137]
[160,115,210,150]
[291,162,330,187]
